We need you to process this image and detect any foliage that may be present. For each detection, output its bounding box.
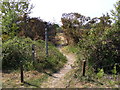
[2,37,67,72]
[77,12,120,74]
[19,17,59,45]
[64,1,120,74]
[19,17,45,40]
[2,37,33,70]
[61,13,90,44]
[0,1,58,44]
[0,0,33,39]
[111,64,117,74]
[65,45,120,88]
[97,68,104,78]
[111,0,120,22]
[65,2,120,86]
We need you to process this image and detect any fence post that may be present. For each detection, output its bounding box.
[45,26,48,57]
[82,60,86,76]
[32,44,35,61]
[20,61,24,83]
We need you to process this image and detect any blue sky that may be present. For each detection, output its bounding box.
[29,0,118,24]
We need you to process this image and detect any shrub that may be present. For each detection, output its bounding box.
[2,37,67,72]
[78,26,120,74]
[2,37,33,70]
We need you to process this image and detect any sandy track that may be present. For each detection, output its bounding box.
[41,46,76,88]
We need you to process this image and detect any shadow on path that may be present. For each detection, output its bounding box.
[43,71,58,78]
[23,81,40,88]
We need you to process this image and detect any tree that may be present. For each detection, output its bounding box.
[110,0,120,72]
[19,17,58,45]
[61,12,90,44]
[78,1,120,73]
[111,0,120,23]
[0,0,33,40]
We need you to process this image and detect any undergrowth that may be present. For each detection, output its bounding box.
[2,36,67,73]
[66,45,120,88]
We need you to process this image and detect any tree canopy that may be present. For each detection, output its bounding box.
[0,0,33,40]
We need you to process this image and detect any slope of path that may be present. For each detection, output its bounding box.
[41,46,76,88]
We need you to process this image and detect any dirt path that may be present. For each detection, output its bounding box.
[41,45,76,88]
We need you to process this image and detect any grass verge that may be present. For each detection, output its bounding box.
[64,45,120,88]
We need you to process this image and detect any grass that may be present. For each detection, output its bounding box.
[62,64,120,88]
[24,74,48,88]
[66,45,80,53]
[2,37,67,73]
[64,45,120,88]
[2,70,49,88]
[2,37,67,88]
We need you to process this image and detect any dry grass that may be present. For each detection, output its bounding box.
[2,70,48,88]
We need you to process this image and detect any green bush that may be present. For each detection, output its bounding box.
[2,37,33,70]
[78,25,120,73]
[34,40,67,72]
[77,2,120,73]
[2,37,67,72]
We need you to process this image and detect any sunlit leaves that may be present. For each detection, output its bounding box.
[77,5,120,73]
[0,1,33,40]
[61,13,91,44]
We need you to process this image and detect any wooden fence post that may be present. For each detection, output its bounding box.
[82,60,86,76]
[20,61,24,83]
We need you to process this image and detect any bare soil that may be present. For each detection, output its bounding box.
[41,46,76,88]
[2,70,45,88]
